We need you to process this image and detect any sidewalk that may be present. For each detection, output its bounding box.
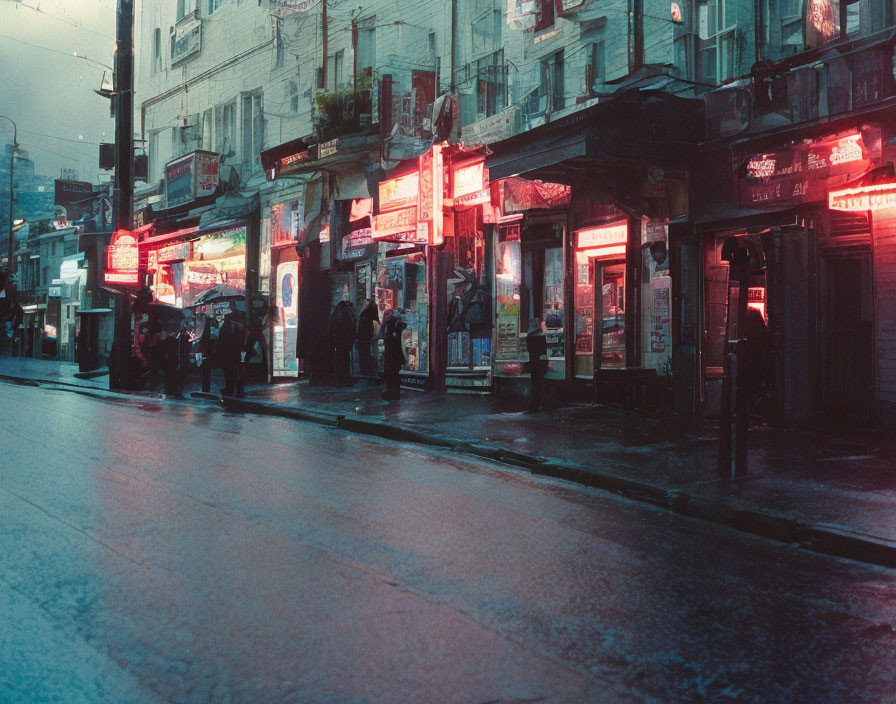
[3,357,895,567]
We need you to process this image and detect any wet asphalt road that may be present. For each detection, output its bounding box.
[1,381,895,704]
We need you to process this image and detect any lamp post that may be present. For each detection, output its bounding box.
[0,114,16,275]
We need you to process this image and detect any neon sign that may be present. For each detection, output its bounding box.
[576,223,628,258]
[104,229,139,285]
[829,182,896,212]
[379,173,419,212]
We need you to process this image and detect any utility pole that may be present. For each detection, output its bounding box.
[320,0,328,89]
[0,115,16,276]
[110,0,135,389]
[631,0,644,73]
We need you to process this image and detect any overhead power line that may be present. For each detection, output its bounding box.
[0,1,115,40]
[0,32,112,70]
[19,129,103,146]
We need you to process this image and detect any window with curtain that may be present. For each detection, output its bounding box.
[355,18,375,76]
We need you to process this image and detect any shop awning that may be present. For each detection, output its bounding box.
[198,192,259,231]
[260,137,311,179]
[486,90,704,182]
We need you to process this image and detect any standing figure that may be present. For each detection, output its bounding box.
[381,312,406,401]
[162,318,182,397]
[525,319,547,412]
[217,302,248,398]
[356,298,379,379]
[329,300,357,386]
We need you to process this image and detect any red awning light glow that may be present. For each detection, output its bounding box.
[829,181,896,212]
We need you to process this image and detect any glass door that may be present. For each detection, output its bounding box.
[596,261,626,369]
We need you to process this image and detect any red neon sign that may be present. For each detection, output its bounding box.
[104,229,139,285]
[829,182,896,212]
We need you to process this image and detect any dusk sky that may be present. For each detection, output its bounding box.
[0,0,117,184]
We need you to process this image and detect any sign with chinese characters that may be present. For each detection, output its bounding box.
[453,162,486,198]
[269,0,320,15]
[373,206,418,238]
[577,223,628,256]
[165,151,220,208]
[738,131,879,209]
[158,242,192,263]
[379,173,419,212]
[829,182,896,212]
[104,229,139,285]
[171,17,201,65]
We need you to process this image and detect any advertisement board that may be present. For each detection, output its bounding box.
[273,260,300,377]
[165,151,220,208]
[104,229,139,285]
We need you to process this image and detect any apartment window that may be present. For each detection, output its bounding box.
[201,109,214,150]
[241,92,264,168]
[289,80,300,113]
[541,50,564,112]
[274,17,286,69]
[217,102,236,159]
[51,241,57,256]
[475,49,507,119]
[586,41,605,93]
[355,20,376,77]
[208,0,222,14]
[472,9,501,56]
[697,0,735,84]
[152,28,162,74]
[327,50,344,90]
[176,0,187,21]
[888,1,896,27]
[42,266,49,287]
[534,0,555,33]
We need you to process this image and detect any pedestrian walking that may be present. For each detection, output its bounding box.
[381,311,406,401]
[329,299,357,386]
[356,298,379,379]
[217,302,248,398]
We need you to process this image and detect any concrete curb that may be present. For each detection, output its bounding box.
[3,372,895,569]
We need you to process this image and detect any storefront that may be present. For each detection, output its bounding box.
[696,50,896,424]
[371,146,444,390]
[484,89,701,407]
[491,178,570,394]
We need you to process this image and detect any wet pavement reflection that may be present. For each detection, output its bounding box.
[1,382,894,703]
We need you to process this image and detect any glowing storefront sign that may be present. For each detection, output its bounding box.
[453,161,485,199]
[373,206,418,238]
[379,173,419,212]
[576,223,628,257]
[104,229,139,285]
[829,182,896,212]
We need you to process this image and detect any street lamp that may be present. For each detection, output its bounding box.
[0,114,16,276]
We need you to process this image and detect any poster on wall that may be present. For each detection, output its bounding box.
[273,260,300,377]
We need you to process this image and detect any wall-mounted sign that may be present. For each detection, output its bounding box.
[738,130,879,209]
[829,182,896,212]
[158,242,192,263]
[270,194,305,245]
[453,161,486,199]
[373,206,418,238]
[318,138,339,159]
[164,150,219,208]
[269,0,321,15]
[576,223,628,258]
[379,173,419,212]
[104,229,139,285]
[171,17,201,65]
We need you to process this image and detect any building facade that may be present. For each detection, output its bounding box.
[127,0,896,424]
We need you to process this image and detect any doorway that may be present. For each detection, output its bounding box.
[821,254,873,419]
[595,260,626,369]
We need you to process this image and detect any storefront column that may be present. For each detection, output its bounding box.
[429,245,449,393]
[670,220,700,419]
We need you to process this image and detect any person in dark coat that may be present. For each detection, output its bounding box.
[525,318,548,412]
[139,316,163,392]
[162,318,182,397]
[356,298,379,379]
[381,312,406,401]
[329,300,357,386]
[217,302,248,398]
